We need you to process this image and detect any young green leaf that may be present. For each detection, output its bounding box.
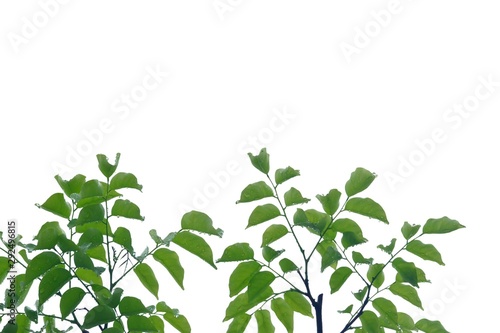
[55,174,86,198]
[389,283,423,309]
[284,187,310,206]
[345,197,388,223]
[406,240,445,265]
[109,172,143,191]
[217,243,254,263]
[76,268,102,285]
[284,291,313,318]
[353,287,367,301]
[279,258,298,274]
[15,314,30,333]
[329,267,353,294]
[60,287,86,319]
[415,318,450,333]
[255,310,275,333]
[247,271,276,303]
[39,268,72,305]
[111,199,144,221]
[35,193,71,219]
[153,248,185,290]
[134,263,159,299]
[367,263,385,288]
[237,181,274,203]
[275,167,300,185]
[163,312,191,333]
[338,304,353,314]
[422,217,465,234]
[377,238,397,255]
[87,244,107,263]
[261,224,288,247]
[181,210,223,237]
[113,227,134,254]
[262,246,284,263]
[96,153,120,178]
[173,231,216,268]
[345,167,377,197]
[401,222,420,240]
[316,189,341,215]
[352,251,373,265]
[359,310,379,333]
[227,314,251,333]
[248,148,270,174]
[229,261,262,297]
[271,298,294,333]
[247,204,281,228]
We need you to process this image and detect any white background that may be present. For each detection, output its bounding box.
[1,1,499,332]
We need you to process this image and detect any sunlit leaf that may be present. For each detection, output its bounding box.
[35,193,71,218]
[247,204,281,228]
[96,153,120,178]
[316,189,341,215]
[248,148,270,174]
[237,181,274,203]
[153,248,185,290]
[345,167,377,197]
[229,261,262,297]
[181,210,223,237]
[134,263,159,299]
[284,187,310,206]
[422,217,465,234]
[217,243,254,263]
[345,197,388,223]
[261,224,288,247]
[275,167,300,185]
[329,267,352,293]
[110,172,142,191]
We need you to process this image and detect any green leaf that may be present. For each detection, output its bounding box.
[279,258,298,274]
[352,251,373,265]
[248,148,270,174]
[284,291,313,318]
[57,237,80,253]
[106,288,124,309]
[329,267,353,293]
[82,304,116,329]
[127,315,157,332]
[229,261,262,297]
[316,189,342,215]
[345,197,388,223]
[398,312,415,330]
[60,287,86,319]
[11,274,32,306]
[87,244,107,263]
[401,222,420,240]
[353,287,367,301]
[149,315,165,333]
[262,246,284,263]
[377,238,397,255]
[97,153,120,178]
[78,179,105,207]
[39,268,72,305]
[406,240,444,265]
[113,227,134,254]
[55,174,86,198]
[153,248,185,290]
[338,304,353,314]
[422,217,465,234]
[271,298,294,333]
[34,221,65,250]
[255,310,275,333]
[102,328,123,333]
[111,199,144,221]
[181,211,223,237]
[35,193,71,218]
[224,288,273,322]
[284,187,310,206]
[321,246,342,272]
[331,218,367,248]
[119,296,149,316]
[0,257,9,284]
[248,271,276,303]
[227,314,251,333]
[275,167,300,185]
[134,263,159,299]
[389,283,423,309]
[74,250,95,269]
[392,258,419,288]
[359,310,379,333]
[367,263,385,288]
[247,204,281,228]
[396,266,430,284]
[25,252,62,284]
[261,224,288,247]
[415,319,450,333]
[76,268,102,285]
[345,167,377,197]
[15,314,30,333]
[110,172,142,191]
[75,204,105,227]
[373,298,398,329]
[217,243,254,263]
[24,306,38,324]
[163,312,191,333]
[237,181,274,203]
[78,228,103,249]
